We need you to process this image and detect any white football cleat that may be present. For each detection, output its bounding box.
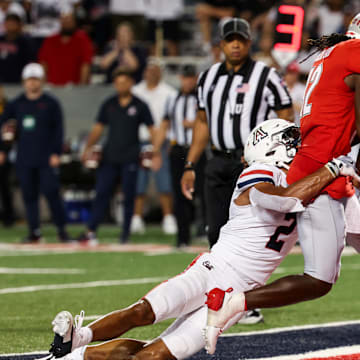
[50,310,90,358]
[204,288,246,355]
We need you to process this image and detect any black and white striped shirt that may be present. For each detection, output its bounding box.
[197,58,292,150]
[164,91,197,147]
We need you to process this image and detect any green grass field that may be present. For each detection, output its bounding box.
[1,224,359,354]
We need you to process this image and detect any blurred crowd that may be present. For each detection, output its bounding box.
[0,0,358,86]
[0,0,359,245]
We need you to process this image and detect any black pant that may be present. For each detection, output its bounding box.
[0,161,15,225]
[88,162,138,242]
[16,164,66,235]
[205,153,243,247]
[170,145,206,247]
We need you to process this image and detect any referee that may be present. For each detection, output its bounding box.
[181,18,294,247]
[154,64,206,247]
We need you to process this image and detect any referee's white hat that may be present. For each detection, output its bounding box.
[220,17,251,40]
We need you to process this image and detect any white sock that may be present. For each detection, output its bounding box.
[72,327,93,350]
[70,346,87,360]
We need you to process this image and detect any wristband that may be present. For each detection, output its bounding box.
[185,161,195,167]
[325,160,339,178]
[183,167,195,172]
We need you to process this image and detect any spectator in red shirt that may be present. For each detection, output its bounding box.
[38,12,94,86]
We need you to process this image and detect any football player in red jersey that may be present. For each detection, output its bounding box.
[203,13,360,354]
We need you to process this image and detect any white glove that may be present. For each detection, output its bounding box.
[325,155,360,182]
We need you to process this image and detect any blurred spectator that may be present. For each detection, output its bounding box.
[38,11,94,86]
[82,0,112,54]
[23,0,80,52]
[284,61,305,125]
[99,22,147,84]
[0,84,15,226]
[0,63,69,242]
[201,36,224,70]
[0,0,25,35]
[196,0,239,53]
[109,0,145,41]
[131,59,177,235]
[297,30,315,78]
[309,0,345,37]
[79,68,158,244]
[143,0,184,56]
[336,2,357,34]
[0,13,35,83]
[154,64,207,247]
[253,35,277,67]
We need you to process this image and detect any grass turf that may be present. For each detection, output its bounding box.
[0,224,359,354]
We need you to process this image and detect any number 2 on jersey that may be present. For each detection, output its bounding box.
[300,63,323,118]
[266,213,297,252]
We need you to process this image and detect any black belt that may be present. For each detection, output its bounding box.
[212,148,243,159]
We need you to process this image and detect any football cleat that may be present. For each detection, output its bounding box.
[204,288,245,355]
[49,310,85,358]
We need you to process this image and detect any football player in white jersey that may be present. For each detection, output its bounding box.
[45,119,357,360]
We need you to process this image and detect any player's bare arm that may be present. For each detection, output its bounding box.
[181,109,209,200]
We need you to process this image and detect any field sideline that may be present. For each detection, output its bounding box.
[1,224,359,358]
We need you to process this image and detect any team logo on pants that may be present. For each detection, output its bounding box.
[202,261,214,271]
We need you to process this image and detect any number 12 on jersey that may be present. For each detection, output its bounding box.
[300,63,323,119]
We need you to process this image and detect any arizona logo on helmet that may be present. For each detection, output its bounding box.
[253,127,268,145]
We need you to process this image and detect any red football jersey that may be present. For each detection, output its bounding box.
[287,39,360,199]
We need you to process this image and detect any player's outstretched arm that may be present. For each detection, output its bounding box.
[252,156,358,207]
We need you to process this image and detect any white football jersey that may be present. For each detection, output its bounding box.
[212,163,299,286]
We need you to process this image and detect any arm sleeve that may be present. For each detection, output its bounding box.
[347,40,360,74]
[266,68,293,110]
[141,102,154,126]
[52,100,64,155]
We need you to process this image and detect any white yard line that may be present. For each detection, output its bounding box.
[0,276,167,295]
[0,267,86,274]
